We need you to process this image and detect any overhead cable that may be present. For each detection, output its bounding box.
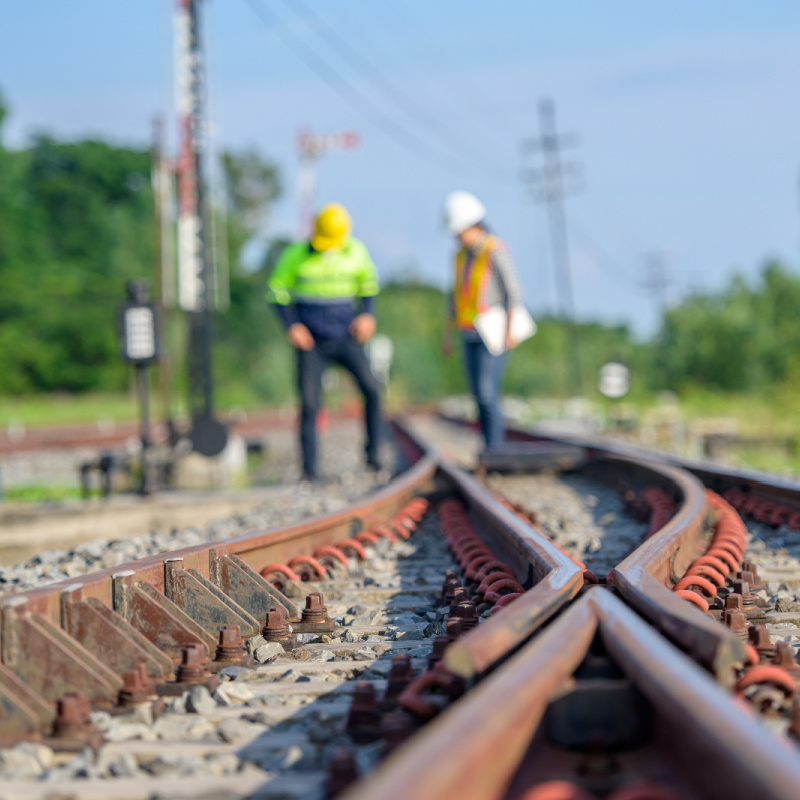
[242,0,490,177]
[276,0,511,180]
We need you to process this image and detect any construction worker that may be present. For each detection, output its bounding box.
[267,203,382,480]
[441,191,525,448]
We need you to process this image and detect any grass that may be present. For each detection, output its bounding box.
[1,485,86,503]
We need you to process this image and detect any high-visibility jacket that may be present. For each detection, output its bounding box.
[454,235,501,330]
[267,238,379,306]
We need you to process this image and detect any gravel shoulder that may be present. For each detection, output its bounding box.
[0,421,398,596]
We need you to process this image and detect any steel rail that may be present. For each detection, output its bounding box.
[344,587,800,800]
[397,420,583,680]
[456,417,749,681]
[0,418,582,754]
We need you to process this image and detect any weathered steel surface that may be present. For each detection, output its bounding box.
[60,587,173,679]
[113,572,216,657]
[343,593,597,800]
[0,663,53,740]
[345,589,800,800]
[164,559,260,638]
[436,458,583,680]
[210,547,299,622]
[1,597,122,706]
[479,441,586,473]
[485,423,747,682]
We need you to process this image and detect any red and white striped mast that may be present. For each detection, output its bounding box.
[175,0,226,456]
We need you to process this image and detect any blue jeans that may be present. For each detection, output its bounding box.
[462,337,508,448]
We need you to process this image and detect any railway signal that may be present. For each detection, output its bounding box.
[118,281,160,494]
[297,129,360,236]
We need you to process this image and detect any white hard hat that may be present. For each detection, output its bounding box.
[442,191,486,235]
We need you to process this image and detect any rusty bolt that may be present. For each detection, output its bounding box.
[301,592,328,624]
[346,681,382,743]
[446,616,464,642]
[215,624,248,664]
[384,654,414,706]
[263,607,292,641]
[449,587,469,615]
[724,609,749,640]
[428,634,449,669]
[742,561,764,588]
[381,710,416,755]
[774,641,800,677]
[456,601,479,631]
[54,692,92,738]
[732,580,760,617]
[325,748,358,799]
[725,593,744,613]
[441,577,460,606]
[119,664,153,707]
[136,662,155,694]
[177,642,211,683]
[749,625,776,661]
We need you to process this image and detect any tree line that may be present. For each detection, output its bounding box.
[0,98,796,405]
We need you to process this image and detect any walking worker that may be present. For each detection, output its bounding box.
[441,191,526,448]
[267,203,382,480]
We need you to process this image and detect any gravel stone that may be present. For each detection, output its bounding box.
[304,649,334,662]
[217,718,267,744]
[103,722,156,742]
[154,715,216,740]
[186,685,217,715]
[220,665,257,681]
[98,752,140,778]
[245,635,267,654]
[0,743,54,778]
[214,682,254,705]
[254,642,285,663]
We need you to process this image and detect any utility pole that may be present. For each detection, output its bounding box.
[642,251,670,319]
[175,0,227,456]
[522,98,583,397]
[643,251,672,390]
[296,130,360,237]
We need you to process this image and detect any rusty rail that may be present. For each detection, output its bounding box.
[345,588,800,800]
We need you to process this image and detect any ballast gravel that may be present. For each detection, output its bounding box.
[407,414,650,574]
[0,421,398,596]
[0,513,457,800]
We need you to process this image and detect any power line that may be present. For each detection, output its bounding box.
[242,0,486,176]
[567,213,639,286]
[276,0,511,181]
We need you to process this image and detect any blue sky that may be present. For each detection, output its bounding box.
[2,1,799,336]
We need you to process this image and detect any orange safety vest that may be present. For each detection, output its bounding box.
[454,235,499,330]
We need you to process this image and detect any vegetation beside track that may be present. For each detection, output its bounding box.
[2,103,800,475]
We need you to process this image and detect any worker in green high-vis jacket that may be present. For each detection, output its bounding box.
[267,203,383,481]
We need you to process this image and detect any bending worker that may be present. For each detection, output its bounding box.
[267,203,382,480]
[441,191,525,449]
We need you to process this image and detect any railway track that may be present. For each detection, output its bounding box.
[2,414,800,798]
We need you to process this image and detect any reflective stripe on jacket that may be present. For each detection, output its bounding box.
[454,235,501,330]
[267,238,379,306]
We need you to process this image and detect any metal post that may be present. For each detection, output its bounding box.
[176,0,227,456]
[136,363,152,495]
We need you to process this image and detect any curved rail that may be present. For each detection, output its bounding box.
[344,587,800,800]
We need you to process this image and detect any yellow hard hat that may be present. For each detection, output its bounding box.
[311,203,352,251]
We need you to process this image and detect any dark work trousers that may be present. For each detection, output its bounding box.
[462,337,508,448]
[296,336,382,476]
